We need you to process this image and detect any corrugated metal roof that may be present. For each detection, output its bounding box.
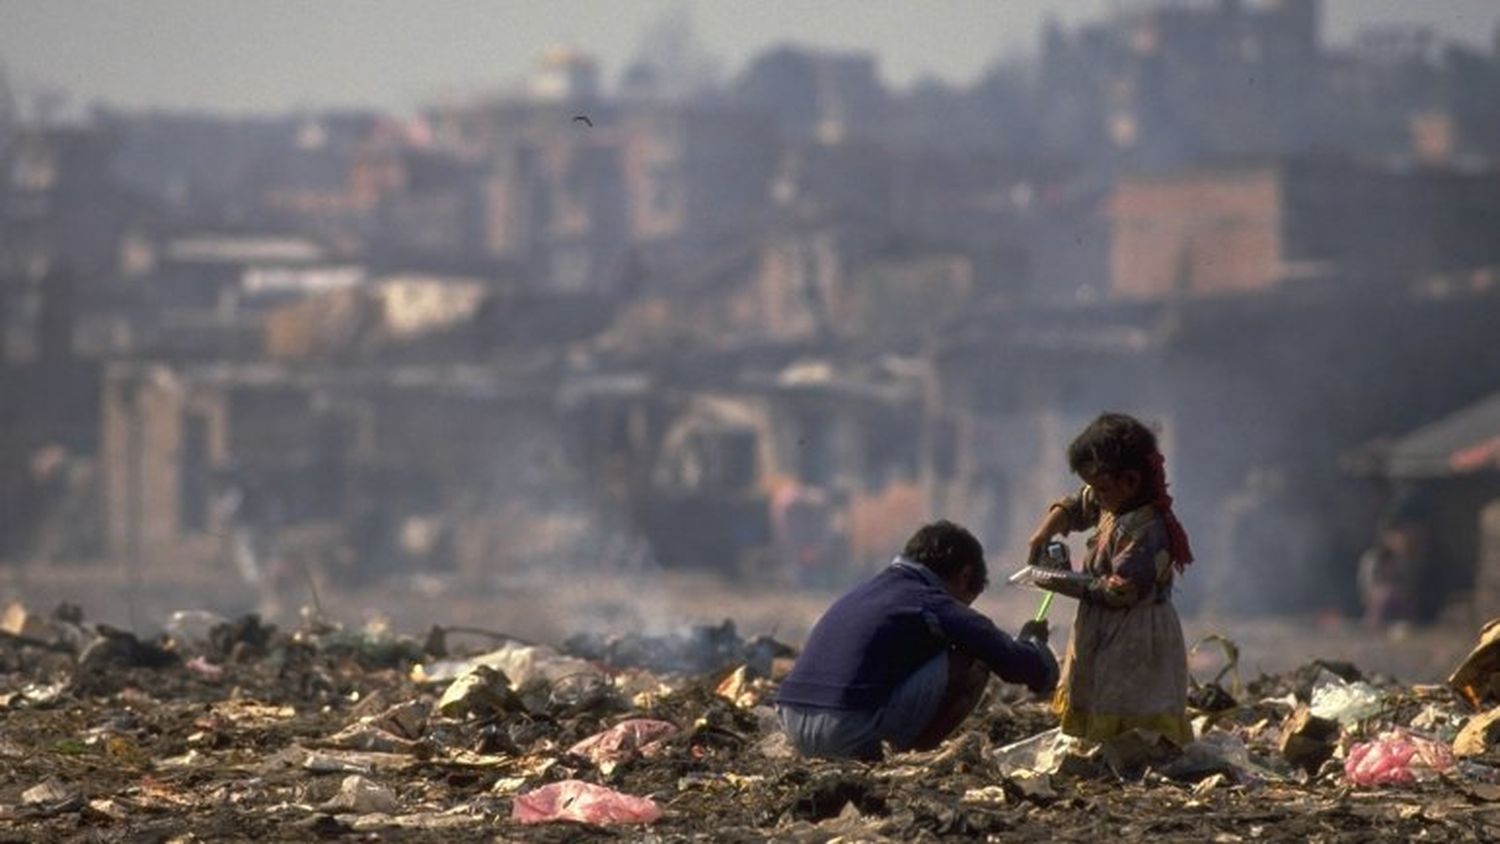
[1376,391,1500,478]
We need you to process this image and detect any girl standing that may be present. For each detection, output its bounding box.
[1026,412,1195,744]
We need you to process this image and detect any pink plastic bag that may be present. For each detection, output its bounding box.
[184,656,224,681]
[511,779,662,825]
[567,719,678,764]
[1345,730,1455,786]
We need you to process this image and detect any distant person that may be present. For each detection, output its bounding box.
[1025,412,1194,744]
[1357,517,1426,627]
[776,520,1057,761]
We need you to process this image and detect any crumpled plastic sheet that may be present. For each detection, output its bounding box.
[414,642,600,687]
[994,728,1093,775]
[510,779,662,825]
[1159,731,1286,783]
[568,718,679,764]
[1345,729,1455,786]
[1309,671,1385,726]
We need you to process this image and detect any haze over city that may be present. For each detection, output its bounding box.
[0,0,1497,112]
[4,1,1500,836]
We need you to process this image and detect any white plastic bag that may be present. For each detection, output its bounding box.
[1309,671,1385,726]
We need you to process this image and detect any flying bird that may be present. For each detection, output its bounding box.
[572,114,593,128]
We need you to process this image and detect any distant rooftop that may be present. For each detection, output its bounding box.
[1347,391,1500,478]
[166,235,326,265]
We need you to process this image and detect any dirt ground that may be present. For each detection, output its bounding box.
[4,559,1500,841]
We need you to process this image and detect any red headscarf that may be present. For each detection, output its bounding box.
[1148,451,1194,571]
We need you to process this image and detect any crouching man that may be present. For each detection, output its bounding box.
[776,520,1057,760]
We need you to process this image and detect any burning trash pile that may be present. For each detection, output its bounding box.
[7,601,1500,841]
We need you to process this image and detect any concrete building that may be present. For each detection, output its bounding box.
[618,102,777,259]
[1038,0,1323,167]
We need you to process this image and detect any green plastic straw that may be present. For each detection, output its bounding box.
[1034,591,1055,622]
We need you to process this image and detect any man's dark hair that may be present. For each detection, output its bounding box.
[902,520,986,581]
[1066,412,1158,478]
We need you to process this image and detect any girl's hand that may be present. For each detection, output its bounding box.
[1026,533,1050,564]
[1027,507,1069,561]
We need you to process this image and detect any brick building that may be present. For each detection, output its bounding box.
[1108,159,1500,299]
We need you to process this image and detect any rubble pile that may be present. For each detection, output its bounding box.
[6,602,1500,841]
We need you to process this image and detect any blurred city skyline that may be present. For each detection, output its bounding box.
[1,0,1498,114]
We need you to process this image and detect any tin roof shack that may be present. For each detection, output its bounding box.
[264,274,487,360]
[927,283,1500,615]
[559,357,924,578]
[154,234,330,312]
[639,394,771,576]
[596,215,984,358]
[1344,391,1500,622]
[1108,159,1500,300]
[746,358,926,574]
[101,361,567,594]
[115,234,352,361]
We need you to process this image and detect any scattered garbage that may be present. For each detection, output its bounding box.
[961,784,1009,805]
[164,609,230,650]
[1452,707,1500,757]
[1189,633,1243,700]
[1162,731,1283,783]
[993,728,1104,777]
[324,700,429,754]
[716,664,774,708]
[184,655,225,681]
[568,718,678,766]
[1278,704,1340,773]
[321,775,400,815]
[1451,618,1500,709]
[315,624,425,668]
[1309,670,1386,726]
[209,613,278,661]
[9,602,1500,838]
[414,641,599,687]
[511,779,662,825]
[436,665,517,719]
[1007,769,1057,801]
[22,778,80,808]
[1409,702,1467,741]
[1346,730,1456,786]
[1100,728,1181,777]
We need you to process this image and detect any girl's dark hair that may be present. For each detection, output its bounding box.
[1067,412,1159,478]
[902,520,986,582]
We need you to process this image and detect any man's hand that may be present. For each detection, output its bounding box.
[1018,619,1049,645]
[1020,627,1059,695]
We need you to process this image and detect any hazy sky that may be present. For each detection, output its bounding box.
[1,0,1497,115]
